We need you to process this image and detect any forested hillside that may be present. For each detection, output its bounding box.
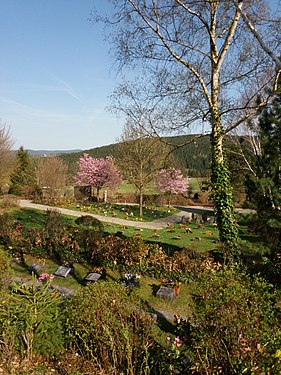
[59,134,212,177]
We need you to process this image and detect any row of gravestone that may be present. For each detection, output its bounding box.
[181,214,216,224]
[29,264,178,300]
[28,263,102,284]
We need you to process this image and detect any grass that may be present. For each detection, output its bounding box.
[7,207,203,326]
[114,178,206,196]
[10,254,192,322]
[45,202,179,222]
[10,207,220,252]
[104,221,219,252]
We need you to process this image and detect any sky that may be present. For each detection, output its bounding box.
[0,1,280,151]
[0,0,122,150]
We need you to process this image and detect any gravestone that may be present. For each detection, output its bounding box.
[195,216,201,224]
[54,266,72,278]
[156,286,176,301]
[210,216,216,224]
[202,213,208,222]
[28,263,44,272]
[83,272,101,283]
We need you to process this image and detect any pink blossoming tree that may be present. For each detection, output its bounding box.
[75,154,122,201]
[156,168,188,207]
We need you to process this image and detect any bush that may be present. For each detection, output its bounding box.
[0,275,65,360]
[41,209,80,263]
[0,247,13,289]
[65,281,153,374]
[75,215,104,261]
[188,268,281,374]
[0,195,19,210]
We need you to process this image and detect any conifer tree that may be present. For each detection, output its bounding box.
[9,146,36,196]
[246,84,281,251]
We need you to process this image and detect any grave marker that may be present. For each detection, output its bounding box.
[156,286,176,300]
[28,263,44,272]
[54,266,72,278]
[83,272,101,283]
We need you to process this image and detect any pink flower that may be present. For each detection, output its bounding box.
[38,273,54,282]
[166,336,171,341]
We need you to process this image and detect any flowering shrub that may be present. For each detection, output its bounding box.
[38,273,54,283]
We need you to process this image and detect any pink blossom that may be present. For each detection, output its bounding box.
[38,273,54,282]
[75,155,121,193]
[166,336,171,341]
[156,168,188,195]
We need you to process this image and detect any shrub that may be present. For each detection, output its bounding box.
[0,275,65,360]
[0,195,19,210]
[41,209,80,263]
[0,246,13,289]
[65,281,153,374]
[188,268,281,374]
[74,215,104,261]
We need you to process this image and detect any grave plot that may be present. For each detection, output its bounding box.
[54,265,72,278]
[28,263,44,272]
[156,286,176,301]
[82,272,101,284]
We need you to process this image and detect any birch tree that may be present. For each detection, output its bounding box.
[96,0,280,252]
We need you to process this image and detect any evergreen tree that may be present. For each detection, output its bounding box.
[9,146,36,196]
[246,85,281,251]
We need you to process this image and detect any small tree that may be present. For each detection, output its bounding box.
[156,167,188,207]
[74,215,104,262]
[246,82,281,252]
[34,156,68,200]
[117,122,171,217]
[9,146,36,196]
[75,154,121,201]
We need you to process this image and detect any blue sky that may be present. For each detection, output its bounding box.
[0,0,122,150]
[0,1,280,150]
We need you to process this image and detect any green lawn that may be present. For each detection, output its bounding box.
[48,202,179,222]
[114,177,206,196]
[10,207,220,252]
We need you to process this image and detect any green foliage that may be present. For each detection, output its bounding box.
[74,215,104,260]
[188,268,281,374]
[0,246,13,289]
[210,144,238,253]
[245,85,281,253]
[65,281,153,374]
[9,146,37,196]
[0,275,65,359]
[40,209,80,263]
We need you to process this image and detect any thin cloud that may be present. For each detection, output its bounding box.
[47,72,84,103]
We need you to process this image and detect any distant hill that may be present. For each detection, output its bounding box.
[27,149,82,156]
[59,135,212,177]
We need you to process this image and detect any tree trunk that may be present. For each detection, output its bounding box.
[210,112,238,251]
[168,192,171,208]
[139,187,143,218]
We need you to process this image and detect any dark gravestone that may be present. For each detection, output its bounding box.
[83,272,101,283]
[28,263,44,272]
[202,213,208,222]
[156,286,176,301]
[54,266,72,278]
